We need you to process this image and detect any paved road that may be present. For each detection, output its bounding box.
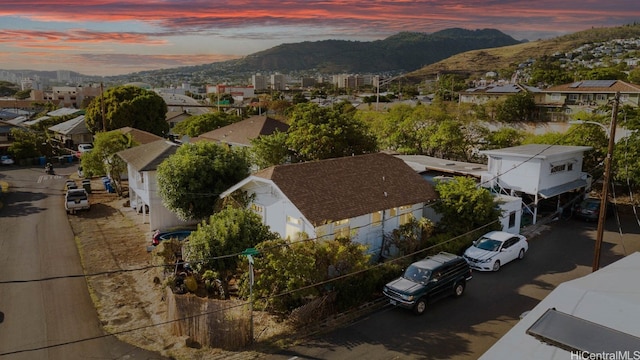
[265,207,640,360]
[0,166,165,360]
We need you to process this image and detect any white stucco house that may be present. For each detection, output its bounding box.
[480,144,593,224]
[117,139,195,231]
[220,152,439,259]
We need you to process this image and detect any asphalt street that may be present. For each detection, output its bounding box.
[264,206,640,360]
[0,165,166,360]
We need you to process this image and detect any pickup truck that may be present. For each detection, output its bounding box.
[65,188,90,214]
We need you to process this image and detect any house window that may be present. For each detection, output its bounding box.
[509,211,516,228]
[621,94,629,102]
[596,94,607,101]
[250,203,264,219]
[399,212,413,225]
[286,216,302,240]
[567,163,574,171]
[389,208,397,218]
[372,211,382,227]
[567,94,579,102]
[551,164,566,173]
[551,93,561,101]
[333,219,350,239]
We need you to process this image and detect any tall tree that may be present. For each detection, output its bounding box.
[286,102,378,162]
[81,131,136,194]
[157,141,251,221]
[85,85,169,135]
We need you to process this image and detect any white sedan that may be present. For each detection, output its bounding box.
[0,155,14,165]
[463,231,528,271]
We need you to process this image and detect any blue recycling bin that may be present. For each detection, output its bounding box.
[101,177,111,190]
[39,156,47,166]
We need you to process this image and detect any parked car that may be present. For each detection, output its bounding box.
[574,197,613,222]
[65,188,90,214]
[76,144,93,158]
[65,179,78,190]
[463,231,528,272]
[151,229,193,246]
[383,252,472,315]
[0,155,14,165]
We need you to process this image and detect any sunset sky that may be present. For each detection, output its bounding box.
[1,1,639,76]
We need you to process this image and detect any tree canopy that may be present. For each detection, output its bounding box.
[81,131,137,194]
[432,176,502,237]
[185,206,280,297]
[84,85,169,135]
[157,141,251,221]
[172,112,238,137]
[286,102,378,162]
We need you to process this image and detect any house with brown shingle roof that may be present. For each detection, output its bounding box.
[194,115,289,147]
[220,152,438,258]
[539,80,640,121]
[113,126,164,145]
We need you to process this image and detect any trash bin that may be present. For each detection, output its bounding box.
[101,177,110,190]
[39,156,47,166]
[106,183,115,193]
[82,179,91,194]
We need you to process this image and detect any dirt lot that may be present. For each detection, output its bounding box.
[67,179,272,359]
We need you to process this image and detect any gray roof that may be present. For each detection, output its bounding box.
[48,115,88,135]
[480,144,593,159]
[117,140,179,171]
[47,108,83,117]
[481,252,640,359]
[395,154,487,178]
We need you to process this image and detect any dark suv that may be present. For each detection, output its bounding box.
[383,252,472,315]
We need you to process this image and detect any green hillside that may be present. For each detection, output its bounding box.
[407,23,640,79]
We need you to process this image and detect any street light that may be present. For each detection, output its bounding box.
[568,91,620,272]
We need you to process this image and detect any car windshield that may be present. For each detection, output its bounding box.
[581,200,600,210]
[474,238,502,252]
[403,264,431,284]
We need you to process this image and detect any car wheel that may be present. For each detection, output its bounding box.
[518,248,525,260]
[492,260,501,272]
[453,282,465,297]
[413,298,427,315]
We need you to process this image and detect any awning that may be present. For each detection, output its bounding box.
[538,178,588,199]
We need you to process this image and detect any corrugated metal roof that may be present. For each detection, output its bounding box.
[48,115,87,135]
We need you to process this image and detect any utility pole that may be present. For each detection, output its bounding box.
[100,82,106,132]
[592,91,619,272]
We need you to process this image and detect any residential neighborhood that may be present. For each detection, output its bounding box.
[3,29,640,360]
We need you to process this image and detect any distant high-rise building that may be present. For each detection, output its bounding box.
[56,70,72,82]
[332,74,366,89]
[301,77,317,88]
[252,74,268,91]
[270,74,286,91]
